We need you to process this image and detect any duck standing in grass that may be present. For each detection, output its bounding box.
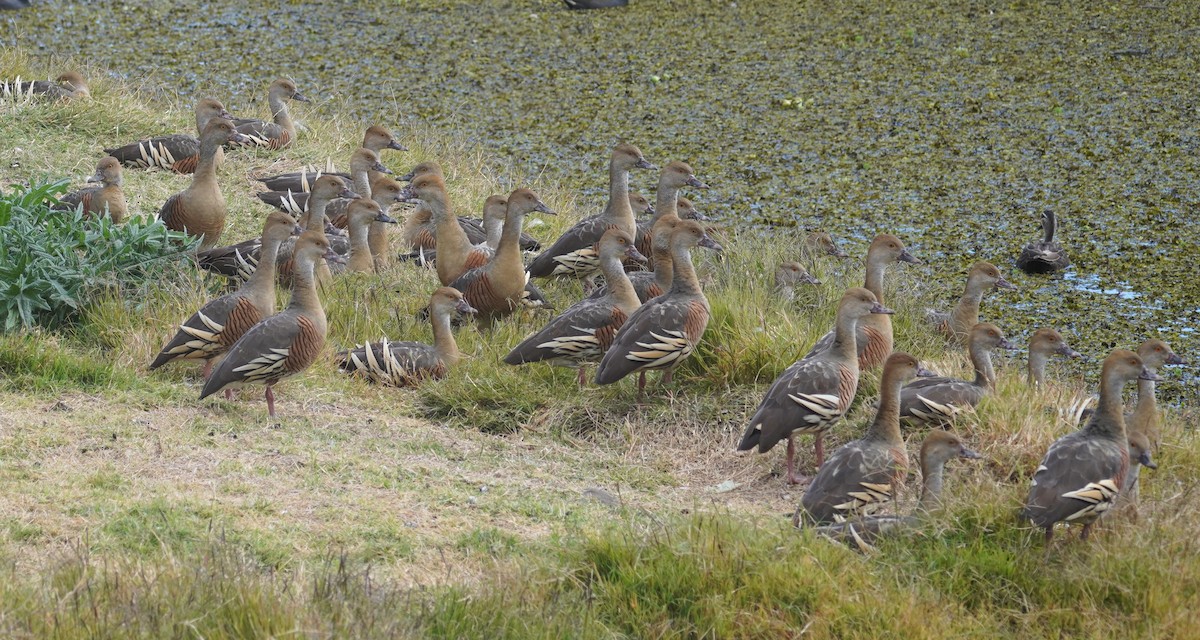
[594,220,719,396]
[797,352,932,525]
[158,118,249,250]
[738,288,893,483]
[1022,349,1158,542]
[200,232,342,418]
[506,229,646,386]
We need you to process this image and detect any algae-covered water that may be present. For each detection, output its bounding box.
[4,0,1198,402]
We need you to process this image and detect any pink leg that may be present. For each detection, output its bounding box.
[814,432,825,468]
[1080,523,1094,541]
[202,359,213,380]
[1044,526,1054,545]
[663,369,674,385]
[265,385,277,418]
[577,367,587,388]
[224,388,233,400]
[637,371,646,401]
[786,434,798,485]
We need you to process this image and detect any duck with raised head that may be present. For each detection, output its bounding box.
[775,262,821,300]
[53,157,127,223]
[594,220,719,395]
[330,199,396,274]
[563,0,627,8]
[258,148,390,217]
[810,430,982,549]
[506,229,646,386]
[926,261,1016,343]
[1022,349,1159,542]
[797,352,933,525]
[803,231,849,259]
[899,322,1014,426]
[448,189,555,321]
[200,231,343,418]
[158,118,250,250]
[338,287,476,387]
[256,125,407,192]
[1017,210,1070,274]
[1027,328,1081,387]
[227,79,308,150]
[804,234,920,369]
[634,162,708,261]
[738,288,894,484]
[527,144,653,286]
[197,175,354,283]
[3,71,89,100]
[105,98,232,173]
[1127,338,1183,451]
[400,173,479,285]
[151,212,301,381]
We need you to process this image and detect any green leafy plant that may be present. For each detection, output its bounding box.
[0,180,197,331]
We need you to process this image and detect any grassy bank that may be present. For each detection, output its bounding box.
[2,52,1199,638]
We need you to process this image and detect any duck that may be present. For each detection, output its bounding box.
[926,261,1016,343]
[505,229,646,386]
[257,148,390,217]
[228,79,308,150]
[587,215,677,303]
[563,0,628,8]
[447,188,555,321]
[809,430,982,549]
[1112,431,1158,521]
[1027,328,1081,386]
[3,71,89,100]
[629,192,654,218]
[197,175,354,283]
[1126,338,1184,451]
[775,262,821,300]
[797,352,932,525]
[0,1,32,10]
[199,231,342,418]
[255,126,407,192]
[804,234,920,369]
[158,118,249,250]
[1016,210,1070,274]
[104,98,232,173]
[52,156,127,223]
[399,173,483,285]
[595,220,721,396]
[329,199,396,274]
[151,212,300,382]
[634,162,708,262]
[1021,349,1158,542]
[527,144,653,286]
[804,231,849,259]
[899,322,1014,426]
[737,288,894,484]
[337,287,477,386]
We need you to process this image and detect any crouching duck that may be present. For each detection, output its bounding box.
[105,98,232,173]
[1016,210,1069,274]
[229,79,308,150]
[52,156,127,223]
[899,322,1014,426]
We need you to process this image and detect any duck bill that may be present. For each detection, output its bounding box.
[372,162,392,174]
[535,202,557,215]
[291,224,304,236]
[698,236,723,252]
[898,248,921,264]
[398,185,417,202]
[686,176,710,189]
[959,446,983,460]
[1057,344,1081,358]
[388,140,408,151]
[998,337,1017,350]
[229,132,253,145]
[1166,352,1185,365]
[916,365,938,378]
[375,212,397,224]
[626,246,648,264]
[86,171,104,184]
[338,187,359,200]
[802,273,821,285]
[292,92,311,103]
[869,303,895,315]
[455,299,478,315]
[996,277,1018,291]
[635,158,656,170]
[1138,367,1162,382]
[324,249,346,264]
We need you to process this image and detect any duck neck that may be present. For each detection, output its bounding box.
[287,254,324,322]
[831,309,863,362]
[243,233,284,299]
[351,164,373,200]
[668,243,701,297]
[917,459,947,511]
[650,183,681,227]
[604,163,635,235]
[1131,378,1157,428]
[1087,368,1130,440]
[484,215,504,250]
[302,198,331,231]
[494,210,526,269]
[430,192,469,255]
[970,343,996,388]
[951,277,985,332]
[432,306,460,366]
[864,365,904,445]
[268,92,294,133]
[1042,213,1057,243]
[348,219,373,271]
[194,135,224,184]
[863,253,888,302]
[652,243,674,290]
[600,253,640,311]
[1028,352,1048,386]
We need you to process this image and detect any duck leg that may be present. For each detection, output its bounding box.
[1079,522,1095,541]
[814,432,826,468]
[663,369,674,385]
[202,359,214,380]
[785,434,811,485]
[637,371,646,400]
[577,367,587,388]
[265,385,277,418]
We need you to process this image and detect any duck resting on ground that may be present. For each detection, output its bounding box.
[229,79,308,150]
[52,156,127,223]
[104,98,232,173]
[899,322,1015,426]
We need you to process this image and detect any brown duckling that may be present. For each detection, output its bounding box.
[1027,328,1081,386]
[505,229,646,386]
[229,79,308,150]
[738,288,895,483]
[899,322,1015,426]
[805,234,920,369]
[158,118,250,250]
[810,430,982,548]
[926,261,1016,343]
[1022,349,1159,542]
[151,212,301,379]
[797,353,932,525]
[595,220,720,395]
[53,156,127,223]
[1017,210,1069,274]
[105,98,232,173]
[338,288,476,386]
[199,231,343,417]
[527,144,653,285]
